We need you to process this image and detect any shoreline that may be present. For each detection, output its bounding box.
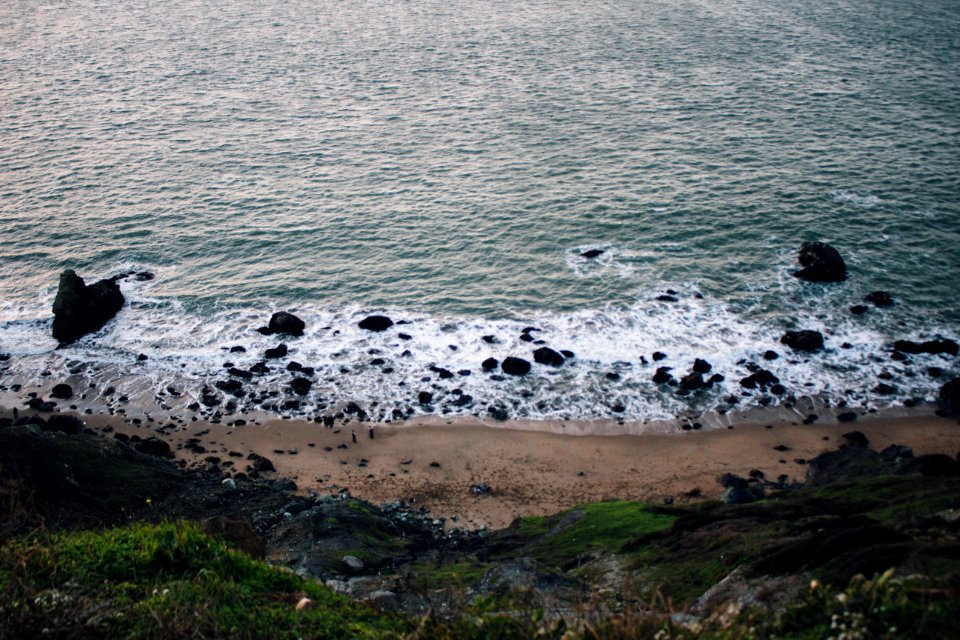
[7,403,959,530]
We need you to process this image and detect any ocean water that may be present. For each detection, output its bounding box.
[1,0,958,423]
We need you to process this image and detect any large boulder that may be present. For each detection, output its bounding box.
[781,330,824,352]
[532,347,565,366]
[52,270,125,345]
[264,311,305,337]
[793,242,847,283]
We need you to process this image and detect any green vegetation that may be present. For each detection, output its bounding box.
[513,501,676,567]
[0,521,409,640]
[3,517,959,640]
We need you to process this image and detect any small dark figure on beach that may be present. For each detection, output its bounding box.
[351,430,357,443]
[368,426,375,439]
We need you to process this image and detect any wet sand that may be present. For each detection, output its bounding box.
[75,410,960,530]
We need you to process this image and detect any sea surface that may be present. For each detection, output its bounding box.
[1,0,958,423]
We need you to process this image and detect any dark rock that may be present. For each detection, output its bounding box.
[519,333,535,343]
[417,391,433,404]
[501,357,531,376]
[879,444,913,462]
[264,343,288,359]
[718,474,765,504]
[44,415,85,435]
[652,352,667,361]
[135,437,172,458]
[264,311,305,337]
[837,411,857,423]
[560,349,575,359]
[679,371,705,391]
[898,454,960,477]
[781,330,824,352]
[652,367,674,384]
[873,383,896,395]
[580,249,604,259]
[429,366,454,379]
[842,431,869,447]
[397,332,412,340]
[864,291,894,307]
[657,294,679,302]
[290,378,312,395]
[692,358,712,373]
[893,338,958,356]
[793,241,847,282]
[229,345,247,353]
[532,347,564,366]
[850,305,868,315]
[938,378,960,415]
[286,361,303,372]
[763,350,779,360]
[481,357,499,371]
[740,369,779,389]
[358,315,394,332]
[202,517,266,560]
[481,335,499,344]
[247,453,275,473]
[214,379,243,393]
[50,383,73,399]
[52,269,125,345]
[806,446,886,486]
[488,407,509,421]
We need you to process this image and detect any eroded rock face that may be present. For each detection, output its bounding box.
[52,270,125,345]
[793,241,847,282]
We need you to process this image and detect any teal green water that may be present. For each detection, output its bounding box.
[0,0,957,421]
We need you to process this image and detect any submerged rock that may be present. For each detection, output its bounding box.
[580,249,604,259]
[52,269,125,345]
[793,241,847,282]
[864,290,894,307]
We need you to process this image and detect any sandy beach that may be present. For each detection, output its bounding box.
[76,410,960,530]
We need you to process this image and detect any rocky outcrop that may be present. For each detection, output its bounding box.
[893,339,958,356]
[51,269,125,345]
[260,311,306,337]
[938,377,960,415]
[532,347,564,366]
[793,241,847,282]
[780,330,824,352]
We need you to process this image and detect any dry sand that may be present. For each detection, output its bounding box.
[87,411,960,530]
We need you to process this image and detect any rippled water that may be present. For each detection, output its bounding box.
[1,0,958,422]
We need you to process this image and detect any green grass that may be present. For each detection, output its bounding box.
[515,501,676,567]
[0,521,410,640]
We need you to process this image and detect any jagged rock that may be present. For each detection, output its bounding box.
[740,368,779,389]
[532,347,564,366]
[264,311,305,337]
[793,241,847,282]
[501,357,531,376]
[781,330,824,352]
[679,371,705,391]
[50,384,73,399]
[52,270,125,345]
[228,367,253,379]
[692,358,712,373]
[864,291,894,307]
[215,379,243,393]
[358,315,394,332]
[938,378,960,415]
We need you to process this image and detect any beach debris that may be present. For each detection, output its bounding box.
[429,461,440,468]
[532,346,564,366]
[295,597,312,611]
[501,357,531,376]
[793,241,847,282]
[358,315,394,331]
[780,330,824,352]
[50,383,73,399]
[51,269,125,345]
